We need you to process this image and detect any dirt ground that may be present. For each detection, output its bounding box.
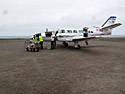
[0,39,125,94]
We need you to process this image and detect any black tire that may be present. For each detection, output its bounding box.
[30,48,32,52]
[64,43,68,47]
[75,45,81,49]
[78,45,81,49]
[26,48,29,51]
[33,48,35,52]
[36,47,39,52]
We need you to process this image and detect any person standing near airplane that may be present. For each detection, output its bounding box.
[33,35,38,43]
[39,33,43,49]
[51,35,55,50]
[83,27,89,45]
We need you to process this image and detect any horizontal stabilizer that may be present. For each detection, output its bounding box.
[102,23,122,30]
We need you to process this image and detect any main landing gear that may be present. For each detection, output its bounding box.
[63,41,81,49]
[74,41,81,49]
[63,42,68,47]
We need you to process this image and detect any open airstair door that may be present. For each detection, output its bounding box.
[83,27,88,37]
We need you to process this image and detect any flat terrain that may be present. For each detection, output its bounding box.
[0,38,125,94]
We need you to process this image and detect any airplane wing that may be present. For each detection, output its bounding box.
[102,23,122,30]
[72,36,96,41]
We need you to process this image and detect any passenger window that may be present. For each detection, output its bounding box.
[60,30,65,33]
[79,30,83,33]
[67,30,72,33]
[88,31,91,33]
[73,30,77,33]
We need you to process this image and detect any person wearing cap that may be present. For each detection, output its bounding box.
[39,33,43,49]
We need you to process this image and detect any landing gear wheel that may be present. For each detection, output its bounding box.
[64,43,68,47]
[33,48,35,52]
[75,45,81,49]
[30,48,32,52]
[36,47,39,52]
[78,45,81,49]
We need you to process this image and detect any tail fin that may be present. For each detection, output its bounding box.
[100,16,121,36]
[94,16,121,36]
[101,16,116,27]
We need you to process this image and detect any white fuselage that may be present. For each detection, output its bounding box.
[41,16,121,49]
[56,28,111,42]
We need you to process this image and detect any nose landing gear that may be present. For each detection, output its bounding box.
[63,42,68,47]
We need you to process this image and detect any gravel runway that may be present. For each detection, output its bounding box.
[0,39,125,94]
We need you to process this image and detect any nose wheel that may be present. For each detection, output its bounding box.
[77,44,81,49]
[63,42,68,47]
[74,41,81,49]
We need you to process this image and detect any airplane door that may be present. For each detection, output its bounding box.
[83,27,88,37]
[83,32,88,37]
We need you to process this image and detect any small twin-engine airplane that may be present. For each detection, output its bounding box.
[43,16,122,49]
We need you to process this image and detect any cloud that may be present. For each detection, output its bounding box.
[0,0,124,36]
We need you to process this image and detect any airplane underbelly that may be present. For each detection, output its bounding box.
[57,36,73,42]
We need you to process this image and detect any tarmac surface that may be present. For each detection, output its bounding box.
[0,39,125,94]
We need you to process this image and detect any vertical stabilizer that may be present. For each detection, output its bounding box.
[101,16,116,27]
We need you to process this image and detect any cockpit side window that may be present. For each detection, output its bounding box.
[67,30,72,33]
[60,30,65,33]
[73,30,77,33]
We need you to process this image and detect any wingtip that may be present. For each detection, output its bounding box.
[117,23,122,26]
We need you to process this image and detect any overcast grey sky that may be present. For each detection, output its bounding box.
[0,0,125,36]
